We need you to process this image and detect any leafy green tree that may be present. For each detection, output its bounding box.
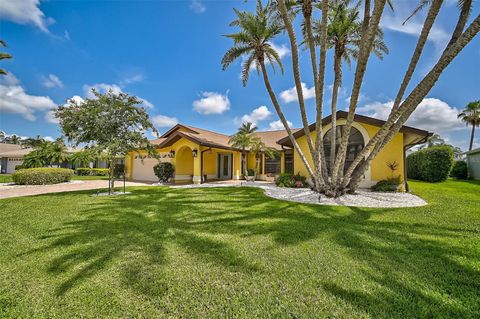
[55,89,158,194]
[458,100,480,151]
[0,40,12,75]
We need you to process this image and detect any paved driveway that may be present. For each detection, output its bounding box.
[0,180,152,199]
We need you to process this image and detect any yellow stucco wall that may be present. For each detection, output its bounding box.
[292,121,405,184]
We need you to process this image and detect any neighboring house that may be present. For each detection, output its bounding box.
[126,111,431,190]
[0,143,109,174]
[0,144,34,174]
[465,148,480,180]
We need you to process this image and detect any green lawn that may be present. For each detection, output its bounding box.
[0,180,479,318]
[0,174,108,183]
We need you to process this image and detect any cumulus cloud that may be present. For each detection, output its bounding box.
[280,82,316,103]
[270,42,290,59]
[42,74,63,88]
[152,114,179,128]
[358,97,464,134]
[192,91,230,114]
[268,120,292,131]
[236,106,272,126]
[0,0,54,32]
[189,0,206,14]
[0,73,56,121]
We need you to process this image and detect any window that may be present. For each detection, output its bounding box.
[323,125,365,174]
[265,154,281,174]
[284,151,294,174]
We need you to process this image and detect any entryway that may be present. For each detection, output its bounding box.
[217,154,232,180]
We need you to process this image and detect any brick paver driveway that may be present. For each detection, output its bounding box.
[0,180,152,199]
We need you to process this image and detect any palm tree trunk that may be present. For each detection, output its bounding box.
[447,0,472,47]
[303,0,330,189]
[330,50,342,180]
[277,0,317,176]
[259,59,316,184]
[469,125,475,151]
[330,0,387,192]
[342,0,444,184]
[346,15,480,191]
[362,0,371,33]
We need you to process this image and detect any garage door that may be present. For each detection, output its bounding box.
[6,158,24,174]
[132,157,160,182]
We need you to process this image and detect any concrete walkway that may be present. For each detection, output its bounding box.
[0,180,151,199]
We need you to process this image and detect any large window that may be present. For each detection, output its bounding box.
[323,125,365,174]
[265,154,281,174]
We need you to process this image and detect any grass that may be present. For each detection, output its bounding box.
[0,174,108,183]
[0,179,479,318]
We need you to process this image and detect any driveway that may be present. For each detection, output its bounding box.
[0,180,152,199]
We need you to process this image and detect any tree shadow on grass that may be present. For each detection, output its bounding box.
[18,186,480,317]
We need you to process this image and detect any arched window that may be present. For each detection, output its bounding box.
[323,125,365,174]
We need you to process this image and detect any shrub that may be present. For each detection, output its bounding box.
[371,176,402,192]
[407,145,454,182]
[15,165,25,170]
[450,160,468,179]
[76,168,109,176]
[12,168,73,185]
[153,162,174,182]
[275,173,306,188]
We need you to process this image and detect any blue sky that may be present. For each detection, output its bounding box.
[0,0,479,150]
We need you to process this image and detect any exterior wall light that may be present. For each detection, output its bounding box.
[169,150,175,158]
[192,149,198,158]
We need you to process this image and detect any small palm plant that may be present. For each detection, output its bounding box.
[458,100,480,151]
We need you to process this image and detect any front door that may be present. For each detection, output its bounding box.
[218,154,231,179]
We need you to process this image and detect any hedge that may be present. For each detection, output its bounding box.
[76,168,109,176]
[12,168,74,185]
[407,146,454,182]
[450,160,468,179]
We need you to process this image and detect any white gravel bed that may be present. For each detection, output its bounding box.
[171,182,427,208]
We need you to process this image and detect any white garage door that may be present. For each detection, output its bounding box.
[132,157,160,182]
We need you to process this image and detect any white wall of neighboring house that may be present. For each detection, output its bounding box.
[466,151,480,180]
[5,157,24,174]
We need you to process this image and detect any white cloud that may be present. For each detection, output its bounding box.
[44,110,58,124]
[120,73,144,85]
[42,74,63,88]
[270,42,290,59]
[152,114,179,128]
[189,0,206,14]
[192,91,230,114]
[380,4,449,49]
[44,136,54,142]
[280,82,316,103]
[236,105,272,126]
[0,0,54,32]
[0,73,56,121]
[358,97,464,134]
[268,120,292,131]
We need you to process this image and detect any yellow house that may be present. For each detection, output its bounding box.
[126,111,430,190]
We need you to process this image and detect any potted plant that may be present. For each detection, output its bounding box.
[245,169,256,182]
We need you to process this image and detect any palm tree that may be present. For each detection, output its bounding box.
[69,150,96,168]
[313,0,388,176]
[22,150,46,168]
[0,40,12,75]
[249,137,278,174]
[229,132,252,177]
[44,142,69,166]
[458,100,480,150]
[5,135,21,145]
[222,0,317,183]
[238,122,258,134]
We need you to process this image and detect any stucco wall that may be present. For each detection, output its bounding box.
[292,121,405,187]
[467,152,480,180]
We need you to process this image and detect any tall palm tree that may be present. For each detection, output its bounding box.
[222,0,317,183]
[238,122,258,134]
[313,0,388,176]
[458,100,480,150]
[0,40,12,75]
